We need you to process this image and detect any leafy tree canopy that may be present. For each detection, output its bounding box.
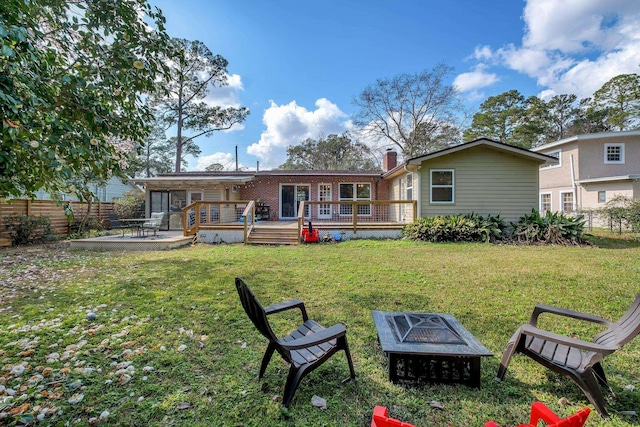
[591,73,640,131]
[463,90,527,146]
[277,133,377,170]
[463,73,640,148]
[149,38,249,173]
[1,0,171,199]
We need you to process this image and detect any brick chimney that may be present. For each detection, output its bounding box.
[382,149,397,172]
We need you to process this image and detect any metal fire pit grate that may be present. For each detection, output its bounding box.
[386,313,465,344]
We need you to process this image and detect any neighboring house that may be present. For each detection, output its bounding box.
[386,138,557,222]
[531,130,640,214]
[131,138,556,234]
[32,176,139,202]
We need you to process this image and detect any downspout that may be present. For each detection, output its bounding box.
[569,154,577,211]
[404,163,420,219]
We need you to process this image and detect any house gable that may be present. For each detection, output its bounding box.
[416,144,541,221]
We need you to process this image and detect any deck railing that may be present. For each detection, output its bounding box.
[183,201,254,236]
[241,200,256,242]
[185,200,417,241]
[297,200,417,236]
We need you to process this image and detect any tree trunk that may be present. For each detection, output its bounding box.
[175,78,184,173]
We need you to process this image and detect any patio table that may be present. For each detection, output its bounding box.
[119,218,151,238]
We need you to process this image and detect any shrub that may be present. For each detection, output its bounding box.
[510,209,585,245]
[113,190,145,219]
[4,214,54,246]
[402,213,506,243]
[599,195,640,232]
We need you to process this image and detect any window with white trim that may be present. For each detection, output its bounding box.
[598,191,606,204]
[604,143,624,164]
[339,183,371,215]
[430,170,454,203]
[541,149,561,169]
[540,193,551,212]
[561,191,574,212]
[406,173,413,200]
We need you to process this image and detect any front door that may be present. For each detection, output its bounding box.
[280,184,309,219]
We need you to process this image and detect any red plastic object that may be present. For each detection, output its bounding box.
[371,406,416,427]
[485,402,590,427]
[301,228,319,243]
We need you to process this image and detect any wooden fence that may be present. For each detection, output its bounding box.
[0,199,115,240]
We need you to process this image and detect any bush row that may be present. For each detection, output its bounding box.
[402,210,586,245]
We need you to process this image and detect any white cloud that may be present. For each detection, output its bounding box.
[246,98,351,169]
[454,64,500,93]
[473,0,640,99]
[204,73,244,108]
[471,45,496,62]
[194,152,245,171]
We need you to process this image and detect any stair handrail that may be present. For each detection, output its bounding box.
[297,200,305,241]
[242,200,256,243]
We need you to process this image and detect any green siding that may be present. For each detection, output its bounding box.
[419,146,539,221]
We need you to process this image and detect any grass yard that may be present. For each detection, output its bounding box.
[0,233,639,426]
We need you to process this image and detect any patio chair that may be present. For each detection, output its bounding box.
[371,406,416,427]
[235,277,356,407]
[485,402,590,427]
[108,213,129,238]
[495,293,640,417]
[142,212,164,237]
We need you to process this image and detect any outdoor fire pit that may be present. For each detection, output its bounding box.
[372,310,493,388]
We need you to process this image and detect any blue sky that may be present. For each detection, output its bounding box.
[148,0,640,171]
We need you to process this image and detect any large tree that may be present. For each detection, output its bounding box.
[150,38,249,173]
[463,90,528,146]
[591,73,640,131]
[1,0,170,199]
[352,63,463,159]
[278,133,377,170]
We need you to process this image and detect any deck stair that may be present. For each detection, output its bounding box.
[246,225,300,245]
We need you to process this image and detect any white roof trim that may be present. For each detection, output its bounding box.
[532,130,640,152]
[576,174,640,184]
[407,138,555,165]
[129,176,255,185]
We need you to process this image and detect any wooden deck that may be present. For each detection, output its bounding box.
[70,213,409,250]
[70,231,193,251]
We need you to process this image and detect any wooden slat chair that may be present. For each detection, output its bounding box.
[235,277,356,407]
[485,402,590,427]
[496,293,640,417]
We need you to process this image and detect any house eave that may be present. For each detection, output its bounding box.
[129,175,256,188]
[532,130,640,152]
[576,175,640,185]
[406,138,556,166]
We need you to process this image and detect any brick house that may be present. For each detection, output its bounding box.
[131,139,554,242]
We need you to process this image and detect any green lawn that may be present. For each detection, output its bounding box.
[0,234,639,426]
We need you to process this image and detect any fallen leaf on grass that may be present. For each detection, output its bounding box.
[68,393,84,404]
[429,401,445,410]
[311,395,327,410]
[8,403,30,415]
[177,402,191,410]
